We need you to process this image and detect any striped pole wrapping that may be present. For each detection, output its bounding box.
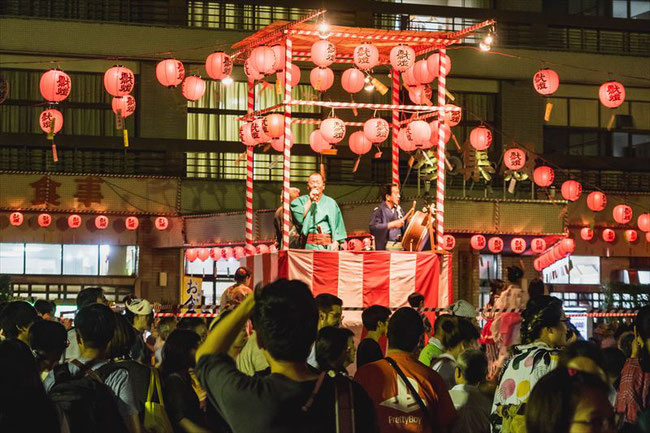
[391,70,400,185]
[245,81,255,254]
[436,47,447,247]
[282,38,293,250]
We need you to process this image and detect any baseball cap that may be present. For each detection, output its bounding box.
[125,298,153,315]
[448,300,477,319]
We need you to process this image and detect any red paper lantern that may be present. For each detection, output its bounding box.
[185,249,198,262]
[40,69,71,102]
[233,246,246,260]
[222,247,233,260]
[396,128,416,152]
[271,45,285,72]
[531,238,547,254]
[580,227,594,241]
[353,43,379,71]
[269,244,278,253]
[443,104,462,127]
[587,191,607,212]
[469,126,492,151]
[250,46,277,75]
[210,247,222,260]
[428,120,451,147]
[205,51,233,80]
[551,246,564,262]
[277,64,301,88]
[9,212,24,227]
[309,130,331,153]
[408,84,432,105]
[348,238,363,251]
[67,214,82,229]
[426,52,451,77]
[182,75,206,101]
[558,238,575,255]
[311,40,336,67]
[625,229,638,243]
[406,120,431,147]
[104,66,135,97]
[310,67,334,92]
[239,123,256,147]
[256,244,270,255]
[270,130,294,152]
[599,81,626,108]
[534,259,543,272]
[613,204,633,225]
[38,213,52,228]
[402,65,418,86]
[471,234,486,250]
[561,180,582,202]
[533,166,555,188]
[511,237,527,254]
[320,118,346,144]
[155,59,185,87]
[441,234,456,251]
[504,148,526,171]
[412,60,435,84]
[262,114,285,139]
[197,248,210,261]
[532,69,559,96]
[349,131,373,155]
[390,45,415,72]
[39,109,63,134]
[111,95,136,118]
[244,59,264,81]
[602,228,616,242]
[363,118,390,144]
[341,68,365,94]
[638,213,650,232]
[155,217,169,230]
[251,118,270,144]
[646,232,650,243]
[95,215,109,230]
[125,216,139,231]
[488,237,504,253]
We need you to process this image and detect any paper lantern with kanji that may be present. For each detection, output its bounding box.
[531,238,547,254]
[638,213,650,232]
[277,64,301,88]
[156,59,185,87]
[104,66,135,97]
[613,204,633,225]
[311,40,336,67]
[488,237,504,253]
[185,249,198,262]
[320,117,346,144]
[402,66,418,86]
[511,238,527,254]
[38,213,52,227]
[68,214,82,229]
[471,235,486,250]
[587,192,607,212]
[40,69,71,102]
[270,130,294,152]
[558,238,575,255]
[205,52,233,80]
[256,244,270,255]
[428,120,451,147]
[244,59,264,82]
[426,52,451,77]
[390,45,415,72]
[580,227,594,241]
[250,46,277,75]
[111,95,136,118]
[599,81,626,108]
[155,217,169,230]
[239,123,256,147]
[602,228,616,242]
[233,246,246,260]
[561,180,582,202]
[363,118,390,144]
[348,238,363,251]
[533,69,559,96]
[341,68,365,94]
[625,229,638,243]
[39,109,63,134]
[353,43,379,71]
[95,215,109,230]
[396,128,416,152]
[533,166,555,188]
[125,216,139,231]
[443,105,462,127]
[309,130,331,153]
[469,126,492,151]
[349,131,373,155]
[441,234,456,251]
[504,148,526,171]
[197,248,210,261]
[209,247,222,261]
[251,118,270,144]
[9,212,24,227]
[182,76,206,101]
[271,45,285,72]
[408,84,432,105]
[413,60,435,84]
[534,259,543,272]
[310,67,334,92]
[406,120,431,147]
[221,247,233,260]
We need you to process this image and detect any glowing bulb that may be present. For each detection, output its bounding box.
[484,34,493,44]
[222,76,234,86]
[479,42,491,51]
[318,22,329,33]
[364,83,375,92]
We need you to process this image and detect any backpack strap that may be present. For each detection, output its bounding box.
[69,359,105,383]
[53,363,73,384]
[385,357,434,433]
[334,374,355,433]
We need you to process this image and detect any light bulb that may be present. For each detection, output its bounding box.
[479,42,491,51]
[318,22,329,33]
[484,34,493,44]
[364,84,375,92]
[222,76,234,86]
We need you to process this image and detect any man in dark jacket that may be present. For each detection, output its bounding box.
[369,183,410,250]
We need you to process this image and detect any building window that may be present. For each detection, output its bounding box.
[187,2,314,30]
[63,244,99,275]
[0,243,25,274]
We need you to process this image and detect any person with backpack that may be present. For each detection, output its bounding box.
[431,317,481,389]
[29,319,69,378]
[64,287,109,361]
[43,303,140,433]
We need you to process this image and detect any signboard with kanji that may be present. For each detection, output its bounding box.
[180,276,202,311]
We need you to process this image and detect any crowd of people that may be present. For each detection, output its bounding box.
[1,266,649,433]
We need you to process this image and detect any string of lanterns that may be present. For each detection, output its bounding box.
[7,212,170,231]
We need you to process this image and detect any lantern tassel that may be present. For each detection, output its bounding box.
[544,101,553,122]
[51,142,58,163]
[123,129,129,148]
[508,177,517,194]
[352,156,360,173]
[47,118,56,141]
[320,160,325,179]
[351,95,358,117]
[451,132,461,151]
[276,79,282,95]
[115,110,124,130]
[607,114,616,131]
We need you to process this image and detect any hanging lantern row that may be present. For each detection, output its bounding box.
[533,238,576,271]
[532,68,626,108]
[7,212,169,231]
[396,119,452,152]
[186,244,279,262]
[469,234,541,254]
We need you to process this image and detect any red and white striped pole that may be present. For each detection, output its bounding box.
[436,48,448,248]
[282,37,293,250]
[245,81,255,254]
[391,69,400,186]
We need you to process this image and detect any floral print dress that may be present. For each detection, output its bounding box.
[490,342,560,433]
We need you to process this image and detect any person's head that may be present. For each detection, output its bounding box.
[74,303,116,353]
[106,312,137,359]
[380,183,400,207]
[28,319,68,372]
[124,297,154,332]
[440,316,480,357]
[448,300,477,321]
[160,329,201,376]
[617,331,635,358]
[362,305,391,336]
[0,339,50,408]
[315,293,343,329]
[0,301,39,343]
[387,307,424,354]
[455,349,487,386]
[602,347,626,388]
[634,305,650,372]
[76,287,107,309]
[177,317,208,343]
[209,310,248,357]
[307,172,325,198]
[526,367,614,433]
[520,295,567,347]
[407,293,425,309]
[33,300,56,320]
[252,279,318,363]
[506,266,524,285]
[560,340,607,383]
[156,317,177,342]
[528,278,545,298]
[289,187,301,202]
[489,279,506,305]
[315,326,355,373]
[234,266,252,286]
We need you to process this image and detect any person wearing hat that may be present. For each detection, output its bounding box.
[219,267,252,313]
[124,296,154,365]
[448,300,478,323]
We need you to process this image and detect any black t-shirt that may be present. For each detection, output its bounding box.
[163,371,206,433]
[197,354,379,433]
[356,338,383,369]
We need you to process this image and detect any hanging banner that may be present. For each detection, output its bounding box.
[180,275,203,311]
